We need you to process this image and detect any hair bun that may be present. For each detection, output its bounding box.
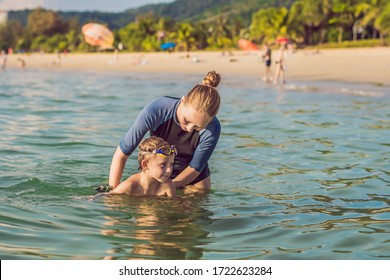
[202,70,221,88]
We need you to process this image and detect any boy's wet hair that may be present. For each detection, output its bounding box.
[186,70,221,117]
[138,136,170,169]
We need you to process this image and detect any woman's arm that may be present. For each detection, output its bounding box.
[175,118,220,190]
[172,166,200,189]
[109,146,129,187]
[182,173,211,195]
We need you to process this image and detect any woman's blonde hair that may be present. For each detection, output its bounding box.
[186,70,221,117]
[138,136,170,169]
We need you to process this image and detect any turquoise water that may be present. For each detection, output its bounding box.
[1,68,389,260]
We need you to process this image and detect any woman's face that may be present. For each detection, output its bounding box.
[177,98,212,133]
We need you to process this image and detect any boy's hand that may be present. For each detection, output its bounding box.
[94,184,113,193]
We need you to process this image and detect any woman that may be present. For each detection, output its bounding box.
[274,44,287,85]
[109,70,221,193]
[262,44,272,82]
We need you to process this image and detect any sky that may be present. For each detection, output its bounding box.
[0,0,174,12]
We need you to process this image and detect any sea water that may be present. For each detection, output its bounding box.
[0,68,389,260]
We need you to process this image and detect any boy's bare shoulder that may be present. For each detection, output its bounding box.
[158,179,176,198]
[111,174,141,195]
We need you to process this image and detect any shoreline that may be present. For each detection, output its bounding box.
[4,47,390,87]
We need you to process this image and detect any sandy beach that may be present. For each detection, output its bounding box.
[5,47,390,87]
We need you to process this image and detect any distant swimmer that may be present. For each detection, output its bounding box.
[1,50,7,70]
[17,58,26,69]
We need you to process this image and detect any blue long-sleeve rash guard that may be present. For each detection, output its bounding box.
[119,96,221,177]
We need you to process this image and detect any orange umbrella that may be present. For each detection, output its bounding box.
[82,23,114,49]
[238,39,259,51]
[275,37,289,44]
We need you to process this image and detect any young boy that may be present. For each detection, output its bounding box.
[96,136,176,198]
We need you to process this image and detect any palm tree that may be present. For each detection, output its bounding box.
[287,0,331,45]
[192,22,208,50]
[174,22,196,51]
[329,0,360,43]
[249,7,289,44]
[0,20,24,50]
[375,1,390,43]
[355,0,384,39]
[27,8,67,37]
[207,16,233,49]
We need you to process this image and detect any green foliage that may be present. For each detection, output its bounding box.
[375,1,390,37]
[8,0,294,30]
[250,7,289,43]
[65,30,80,52]
[287,0,330,44]
[206,16,234,49]
[0,20,24,50]
[175,22,196,51]
[313,38,389,48]
[30,36,46,51]
[3,0,390,53]
[27,8,68,37]
[191,22,209,49]
[45,34,68,52]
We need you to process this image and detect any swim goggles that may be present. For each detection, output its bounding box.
[141,145,177,157]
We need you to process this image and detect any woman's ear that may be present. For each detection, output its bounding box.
[181,96,186,104]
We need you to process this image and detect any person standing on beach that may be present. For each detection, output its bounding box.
[273,44,287,85]
[17,58,26,69]
[261,44,272,82]
[1,50,8,70]
[109,70,221,193]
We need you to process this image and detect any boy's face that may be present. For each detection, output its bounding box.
[146,154,174,183]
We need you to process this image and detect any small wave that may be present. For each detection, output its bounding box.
[25,141,108,148]
[11,177,48,189]
[282,81,387,97]
[14,188,37,196]
[6,177,93,198]
[284,84,320,92]
[5,178,51,199]
[340,88,384,97]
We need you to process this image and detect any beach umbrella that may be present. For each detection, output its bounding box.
[160,42,176,50]
[82,23,114,49]
[275,37,289,44]
[238,39,259,51]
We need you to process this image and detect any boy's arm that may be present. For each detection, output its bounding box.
[167,184,177,199]
[90,178,134,200]
[90,192,110,200]
[162,179,177,198]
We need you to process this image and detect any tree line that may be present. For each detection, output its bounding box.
[0,0,389,53]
